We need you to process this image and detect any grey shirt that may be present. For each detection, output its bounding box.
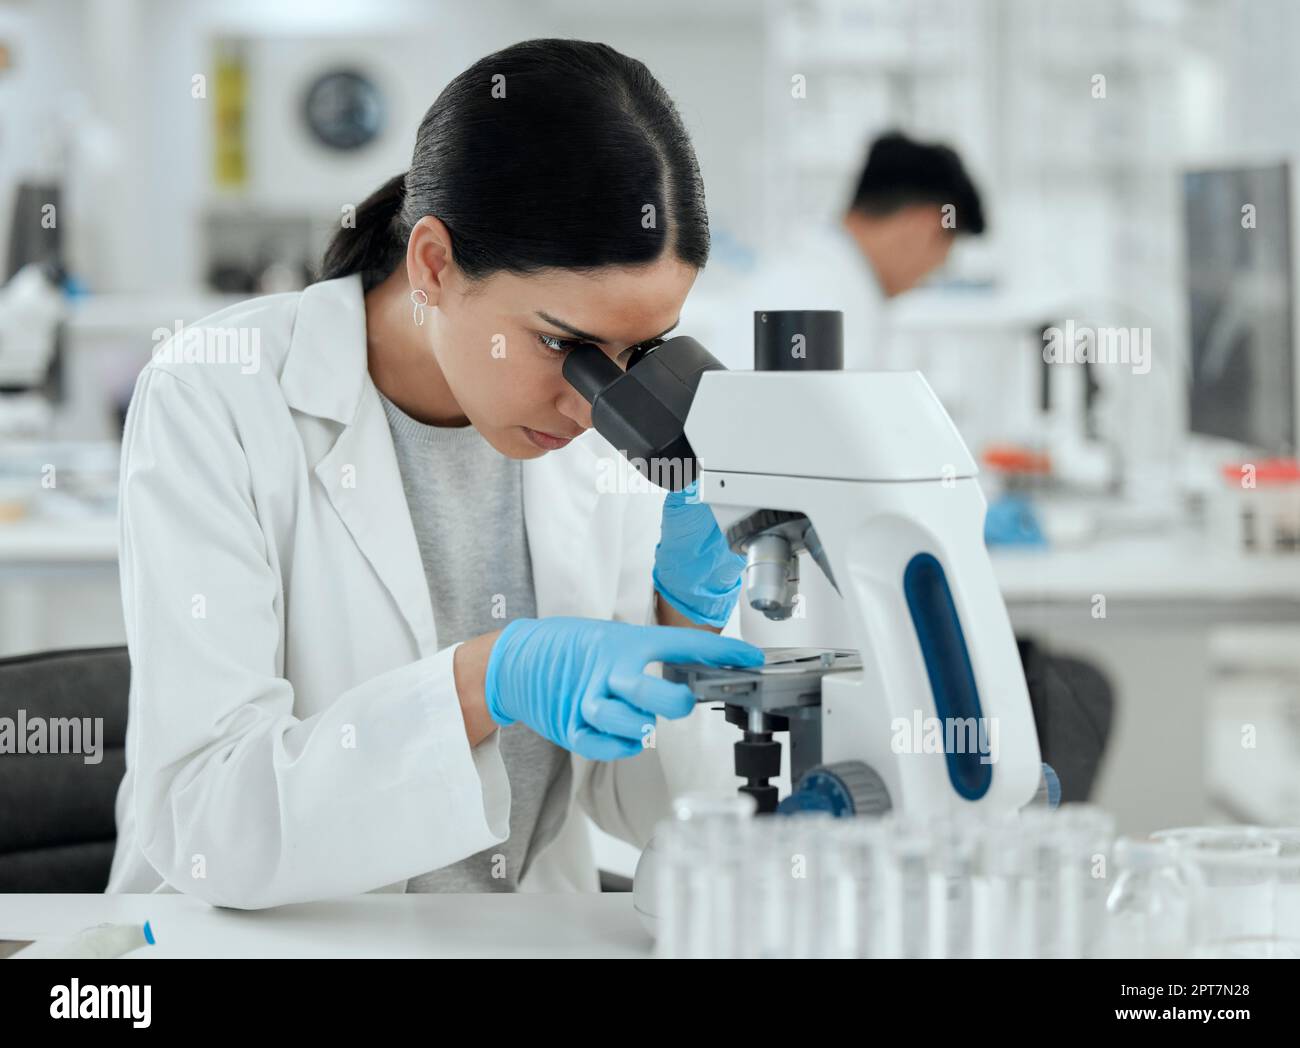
[376,389,569,892]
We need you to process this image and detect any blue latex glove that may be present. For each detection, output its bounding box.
[652,480,747,628]
[484,616,764,761]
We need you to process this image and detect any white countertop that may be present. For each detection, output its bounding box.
[0,892,653,959]
[5,513,1300,606]
[0,517,119,564]
[991,531,1300,603]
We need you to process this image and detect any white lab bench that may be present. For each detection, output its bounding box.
[0,517,122,658]
[0,892,652,959]
[994,530,1300,605]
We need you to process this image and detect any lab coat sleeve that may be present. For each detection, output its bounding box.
[117,366,509,909]
[573,479,743,849]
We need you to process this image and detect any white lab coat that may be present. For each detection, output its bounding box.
[105,273,743,908]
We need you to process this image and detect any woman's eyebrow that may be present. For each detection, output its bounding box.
[534,311,680,346]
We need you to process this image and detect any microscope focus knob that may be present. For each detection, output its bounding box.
[776,761,892,818]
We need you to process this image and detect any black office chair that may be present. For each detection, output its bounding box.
[0,646,130,892]
[1018,637,1115,803]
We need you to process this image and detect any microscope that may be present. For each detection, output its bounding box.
[564,310,1049,821]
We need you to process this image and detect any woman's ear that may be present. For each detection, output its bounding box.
[405,215,457,306]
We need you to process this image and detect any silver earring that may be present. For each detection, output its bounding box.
[410,288,428,326]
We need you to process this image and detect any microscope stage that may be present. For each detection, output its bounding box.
[662,647,860,712]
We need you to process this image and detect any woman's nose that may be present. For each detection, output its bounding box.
[556,386,594,432]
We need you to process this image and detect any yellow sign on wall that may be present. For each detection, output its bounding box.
[213,47,248,188]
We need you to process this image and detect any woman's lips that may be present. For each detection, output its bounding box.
[522,426,574,451]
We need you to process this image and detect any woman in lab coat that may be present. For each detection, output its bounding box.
[106,39,763,908]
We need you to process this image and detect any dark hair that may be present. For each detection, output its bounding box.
[848,131,986,236]
[320,39,709,291]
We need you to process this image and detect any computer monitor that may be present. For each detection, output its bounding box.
[1183,163,1297,453]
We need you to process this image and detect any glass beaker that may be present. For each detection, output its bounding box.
[1153,826,1281,958]
[1104,836,1203,958]
[1267,829,1300,956]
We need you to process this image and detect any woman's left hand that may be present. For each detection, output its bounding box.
[652,480,746,628]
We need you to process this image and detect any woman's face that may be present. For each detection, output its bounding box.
[416,221,698,459]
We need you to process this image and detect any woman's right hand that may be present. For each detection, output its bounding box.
[472,617,764,760]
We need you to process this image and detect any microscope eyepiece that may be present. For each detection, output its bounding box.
[561,343,622,404]
[561,334,725,491]
[754,309,844,371]
[624,336,666,371]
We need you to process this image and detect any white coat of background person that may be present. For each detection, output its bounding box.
[106,40,767,909]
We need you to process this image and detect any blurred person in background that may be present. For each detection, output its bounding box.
[686,130,986,369]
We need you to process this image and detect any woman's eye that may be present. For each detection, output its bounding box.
[535,332,643,370]
[537,333,587,357]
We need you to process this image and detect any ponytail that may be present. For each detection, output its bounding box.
[319,172,408,292]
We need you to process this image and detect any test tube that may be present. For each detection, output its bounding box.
[824,817,891,958]
[654,792,756,959]
[921,815,983,959]
[877,815,936,959]
[1054,804,1116,958]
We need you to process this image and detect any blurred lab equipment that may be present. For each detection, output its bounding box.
[5,181,62,281]
[203,209,318,294]
[1154,825,1300,958]
[1184,164,1300,559]
[0,262,63,393]
[1184,164,1296,457]
[565,309,1045,821]
[1209,458,1300,553]
[8,920,154,959]
[983,495,1048,547]
[1104,835,1204,959]
[1205,626,1300,828]
[1034,319,1116,494]
[0,262,66,446]
[653,807,1300,958]
[653,803,1115,959]
[981,447,1052,548]
[633,792,758,938]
